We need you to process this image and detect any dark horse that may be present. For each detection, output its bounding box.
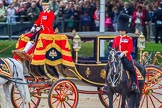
[105,48,146,108]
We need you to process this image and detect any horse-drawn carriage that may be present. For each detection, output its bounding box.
[11,31,162,108]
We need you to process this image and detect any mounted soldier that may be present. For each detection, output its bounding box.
[104,13,139,92]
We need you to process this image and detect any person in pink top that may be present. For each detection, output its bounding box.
[105,13,113,31]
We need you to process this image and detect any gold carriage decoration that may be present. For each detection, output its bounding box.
[0,58,12,78]
[142,51,162,66]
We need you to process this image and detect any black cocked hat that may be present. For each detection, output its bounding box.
[42,0,49,5]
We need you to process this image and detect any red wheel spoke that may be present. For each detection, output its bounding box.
[149,95,156,108]
[65,92,75,96]
[140,95,146,108]
[152,86,162,90]
[60,102,63,108]
[113,95,119,102]
[15,97,22,101]
[31,99,37,106]
[151,94,162,103]
[151,78,162,88]
[68,98,75,101]
[14,91,20,94]
[52,99,58,104]
[118,95,121,108]
[64,101,73,107]
[18,102,23,108]
[64,86,72,94]
[56,101,61,108]
[153,91,162,96]
[146,96,148,108]
[62,83,66,93]
[55,89,60,95]
[27,102,31,108]
[62,102,66,108]
[104,95,108,101]
[59,84,63,94]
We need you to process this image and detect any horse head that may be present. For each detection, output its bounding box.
[107,47,122,87]
[106,47,146,108]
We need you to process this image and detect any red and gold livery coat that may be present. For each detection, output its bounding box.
[34,10,55,34]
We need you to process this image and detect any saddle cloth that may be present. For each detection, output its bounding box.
[0,58,12,78]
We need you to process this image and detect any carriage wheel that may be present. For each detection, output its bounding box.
[140,66,162,108]
[48,79,79,108]
[11,76,41,108]
[98,87,123,108]
[11,85,41,108]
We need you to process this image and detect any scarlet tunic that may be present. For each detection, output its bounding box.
[112,35,133,61]
[34,10,55,34]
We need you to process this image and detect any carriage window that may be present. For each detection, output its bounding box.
[78,39,95,62]
[99,38,113,62]
[99,37,138,62]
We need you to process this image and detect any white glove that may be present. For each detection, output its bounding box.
[30,26,36,32]
[118,52,125,58]
[36,26,42,32]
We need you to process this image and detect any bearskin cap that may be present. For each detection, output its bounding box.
[117,13,130,32]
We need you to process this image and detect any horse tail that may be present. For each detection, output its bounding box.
[22,77,31,103]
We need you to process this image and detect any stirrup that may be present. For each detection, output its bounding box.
[132,82,140,93]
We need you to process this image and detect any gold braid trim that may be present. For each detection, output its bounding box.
[43,64,58,81]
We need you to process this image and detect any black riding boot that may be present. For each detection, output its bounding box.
[121,57,140,92]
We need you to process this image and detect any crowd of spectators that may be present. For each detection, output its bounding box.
[0,0,162,41]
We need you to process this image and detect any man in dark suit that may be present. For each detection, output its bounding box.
[154,2,162,43]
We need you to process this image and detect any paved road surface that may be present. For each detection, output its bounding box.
[0,83,161,108]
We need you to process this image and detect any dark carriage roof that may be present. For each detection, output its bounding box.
[63,32,138,38]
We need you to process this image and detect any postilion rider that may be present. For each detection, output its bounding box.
[13,0,55,60]
[104,13,140,92]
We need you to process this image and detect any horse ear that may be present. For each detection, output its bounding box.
[107,46,112,51]
[115,47,118,51]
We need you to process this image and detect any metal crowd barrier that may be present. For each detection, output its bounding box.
[0,16,83,40]
[0,16,157,40]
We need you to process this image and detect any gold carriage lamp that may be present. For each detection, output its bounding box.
[73,31,81,63]
[138,32,145,49]
[73,33,81,50]
[138,32,146,64]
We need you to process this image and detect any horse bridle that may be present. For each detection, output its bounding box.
[107,49,122,87]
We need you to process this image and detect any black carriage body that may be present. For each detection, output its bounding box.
[58,32,138,87]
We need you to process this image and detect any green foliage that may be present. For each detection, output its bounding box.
[143,42,162,53]
[0,40,161,64]
[79,41,94,57]
[0,40,17,57]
